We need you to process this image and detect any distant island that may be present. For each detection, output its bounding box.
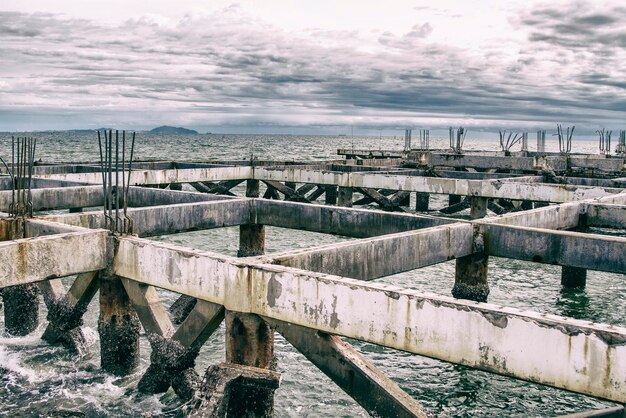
[150,125,198,135]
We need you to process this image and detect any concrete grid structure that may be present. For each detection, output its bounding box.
[0,150,625,417]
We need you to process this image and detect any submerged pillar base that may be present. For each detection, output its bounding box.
[561,266,587,289]
[2,284,40,336]
[453,253,489,302]
[187,363,280,418]
[98,277,141,376]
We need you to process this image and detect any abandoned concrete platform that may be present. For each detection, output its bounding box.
[1,148,625,417]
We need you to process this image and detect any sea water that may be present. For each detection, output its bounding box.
[0,132,623,417]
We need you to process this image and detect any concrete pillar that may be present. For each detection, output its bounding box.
[449,194,462,206]
[398,193,410,207]
[325,186,338,205]
[98,276,141,376]
[2,284,39,336]
[238,225,265,257]
[521,200,534,210]
[415,192,429,211]
[221,217,277,416]
[285,181,296,194]
[470,196,488,219]
[453,254,489,302]
[561,266,587,289]
[246,179,260,198]
[338,187,353,207]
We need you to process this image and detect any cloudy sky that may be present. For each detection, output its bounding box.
[1,1,625,133]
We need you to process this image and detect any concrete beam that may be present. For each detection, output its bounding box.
[42,199,250,237]
[267,318,428,418]
[37,165,253,185]
[255,199,451,238]
[0,186,103,211]
[583,203,626,229]
[41,271,100,348]
[126,186,232,206]
[482,224,626,273]
[480,201,581,229]
[0,230,108,288]
[263,223,472,280]
[114,237,626,402]
[121,279,176,338]
[254,167,620,203]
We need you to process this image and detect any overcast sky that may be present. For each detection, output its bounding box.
[1,1,625,133]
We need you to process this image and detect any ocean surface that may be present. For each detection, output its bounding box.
[0,132,624,417]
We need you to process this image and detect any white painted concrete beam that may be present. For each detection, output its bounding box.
[583,204,626,229]
[0,186,103,211]
[42,199,250,237]
[483,224,626,273]
[255,199,452,238]
[263,223,472,280]
[113,237,626,402]
[0,230,108,288]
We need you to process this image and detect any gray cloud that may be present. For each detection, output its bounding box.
[0,4,625,132]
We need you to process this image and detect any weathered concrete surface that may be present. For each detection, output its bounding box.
[42,199,250,237]
[583,203,626,229]
[2,284,39,335]
[415,192,429,211]
[238,224,265,257]
[481,201,581,229]
[267,317,428,418]
[121,279,175,338]
[187,362,281,417]
[0,230,108,289]
[482,224,626,273]
[225,312,274,369]
[170,295,198,324]
[338,186,354,207]
[263,223,472,280]
[37,165,253,185]
[470,196,488,219]
[98,276,141,376]
[254,167,621,203]
[41,272,100,352]
[172,300,225,350]
[113,237,626,402]
[0,186,103,212]
[126,186,231,207]
[255,199,451,238]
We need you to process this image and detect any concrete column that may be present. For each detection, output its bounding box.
[338,187,354,207]
[470,196,488,219]
[453,254,489,302]
[246,179,260,198]
[98,276,141,376]
[398,194,410,207]
[325,186,338,205]
[238,225,265,257]
[561,266,587,289]
[2,284,39,336]
[415,192,429,211]
[521,200,534,210]
[449,194,462,206]
[220,218,277,416]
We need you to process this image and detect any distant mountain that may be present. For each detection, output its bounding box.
[150,125,198,135]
